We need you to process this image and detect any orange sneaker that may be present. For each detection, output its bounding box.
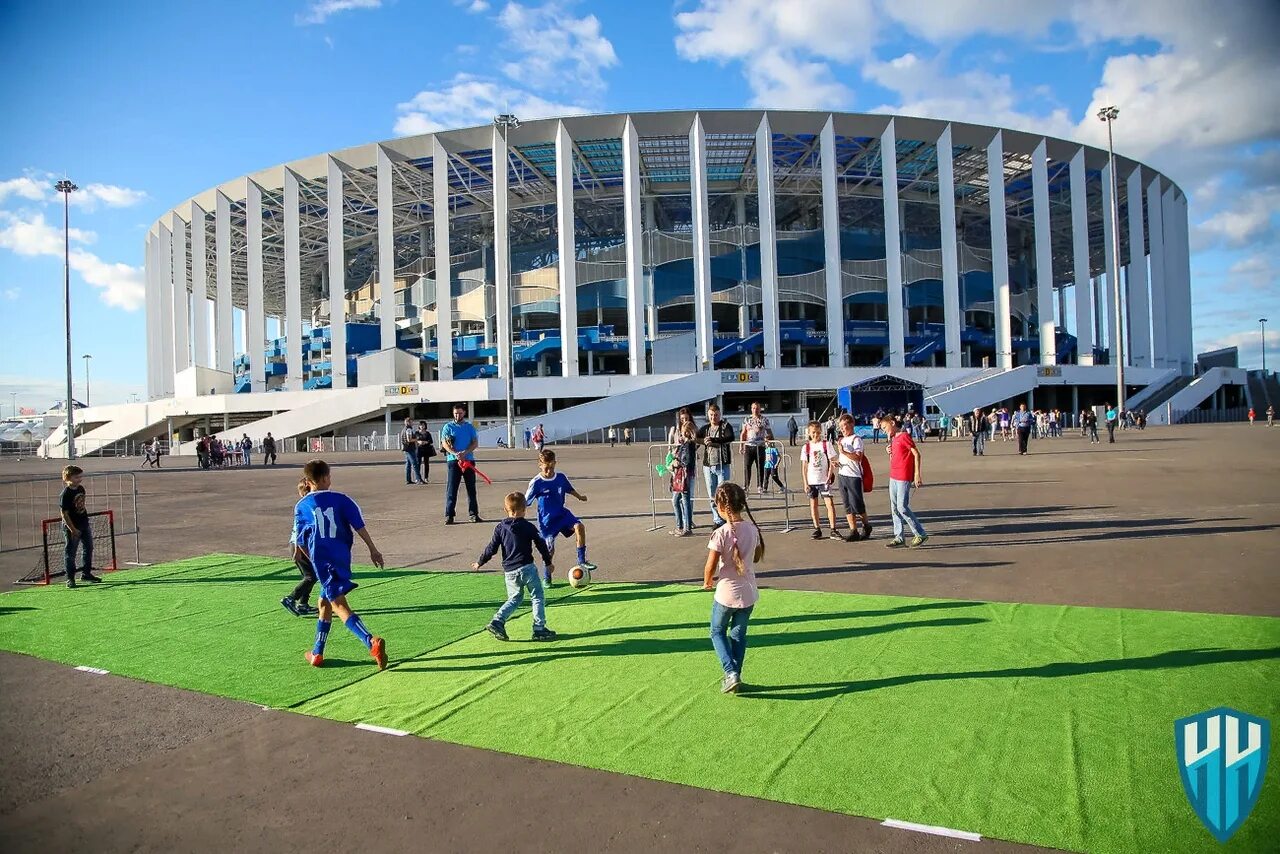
[370,636,387,670]
[306,651,324,667]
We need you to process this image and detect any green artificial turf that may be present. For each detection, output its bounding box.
[3,555,1278,853]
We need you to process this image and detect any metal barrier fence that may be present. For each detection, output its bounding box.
[644,441,797,534]
[0,472,142,564]
[1171,406,1253,425]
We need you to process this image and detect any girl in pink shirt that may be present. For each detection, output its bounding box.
[702,483,764,694]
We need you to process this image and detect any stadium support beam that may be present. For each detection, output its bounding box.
[284,169,304,390]
[555,121,580,376]
[1172,193,1193,374]
[1032,139,1056,366]
[1100,159,1119,362]
[246,180,267,393]
[622,116,645,375]
[882,119,905,368]
[170,212,190,376]
[987,131,1013,370]
[690,114,714,371]
[190,202,209,369]
[1148,178,1167,370]
[1126,166,1151,368]
[158,222,174,395]
[327,158,348,388]
[432,138,453,381]
[214,191,234,374]
[819,115,844,368]
[144,232,157,398]
[756,114,781,371]
[937,123,961,368]
[377,145,396,353]
[1070,148,1094,365]
[493,126,513,381]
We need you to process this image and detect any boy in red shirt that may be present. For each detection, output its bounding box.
[884,417,928,548]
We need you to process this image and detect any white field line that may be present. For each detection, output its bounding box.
[882,818,982,841]
[355,722,409,737]
[74,665,109,675]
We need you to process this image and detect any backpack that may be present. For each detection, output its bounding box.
[860,452,875,491]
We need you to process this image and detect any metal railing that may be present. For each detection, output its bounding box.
[644,441,797,534]
[0,471,141,564]
[1171,406,1252,425]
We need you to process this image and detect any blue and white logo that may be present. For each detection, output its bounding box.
[1175,707,1270,843]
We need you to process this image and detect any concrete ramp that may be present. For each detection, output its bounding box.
[925,366,1038,414]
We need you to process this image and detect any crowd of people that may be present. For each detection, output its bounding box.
[190,433,277,470]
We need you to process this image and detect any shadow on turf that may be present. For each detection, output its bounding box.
[950,519,1278,547]
[756,561,1011,579]
[743,646,1280,701]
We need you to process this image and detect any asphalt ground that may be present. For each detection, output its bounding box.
[1,422,1276,852]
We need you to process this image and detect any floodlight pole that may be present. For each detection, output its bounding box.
[1099,107,1125,411]
[56,178,78,459]
[494,113,521,450]
[83,354,93,407]
[1262,317,1269,373]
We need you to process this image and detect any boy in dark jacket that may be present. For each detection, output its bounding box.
[472,492,557,642]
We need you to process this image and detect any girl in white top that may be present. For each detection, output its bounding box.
[702,482,763,694]
[800,421,840,540]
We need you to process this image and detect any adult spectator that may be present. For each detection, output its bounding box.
[441,403,481,524]
[1012,403,1034,455]
[1105,404,1119,444]
[608,426,617,447]
[533,423,545,451]
[668,406,695,446]
[1268,405,1275,427]
[196,435,211,470]
[240,434,253,467]
[262,432,277,466]
[415,420,435,484]
[697,403,734,527]
[623,427,632,445]
[524,426,532,449]
[884,417,928,548]
[1084,408,1100,443]
[786,414,799,446]
[739,401,773,495]
[398,418,423,485]
[971,408,985,457]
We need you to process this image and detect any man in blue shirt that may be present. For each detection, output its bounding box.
[1011,403,1034,455]
[1105,404,1119,443]
[441,402,481,524]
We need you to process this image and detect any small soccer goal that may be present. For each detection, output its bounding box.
[17,510,119,585]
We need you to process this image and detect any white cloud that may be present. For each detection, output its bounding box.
[1194,187,1280,250]
[296,0,381,26]
[70,183,148,211]
[882,0,1062,42]
[467,0,490,12]
[0,173,146,211]
[3,287,19,301]
[495,2,617,97]
[1195,328,1276,371]
[0,374,146,409]
[0,176,47,204]
[393,74,590,136]
[0,212,143,311]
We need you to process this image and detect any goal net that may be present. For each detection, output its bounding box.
[17,510,118,585]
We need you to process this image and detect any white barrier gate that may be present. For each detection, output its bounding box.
[645,441,797,534]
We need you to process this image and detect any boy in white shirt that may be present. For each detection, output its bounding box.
[800,421,840,540]
[835,414,872,541]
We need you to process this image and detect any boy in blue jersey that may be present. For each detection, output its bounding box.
[524,449,593,585]
[472,492,557,641]
[293,459,388,669]
[281,478,318,616]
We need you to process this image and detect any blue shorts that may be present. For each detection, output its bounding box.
[314,561,357,601]
[540,510,581,540]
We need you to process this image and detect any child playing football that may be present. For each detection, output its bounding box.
[524,449,594,585]
[293,459,388,669]
[472,492,557,642]
[281,478,318,616]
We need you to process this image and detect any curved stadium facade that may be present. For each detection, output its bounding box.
[62,111,1207,453]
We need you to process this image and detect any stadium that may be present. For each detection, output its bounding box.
[47,109,1240,455]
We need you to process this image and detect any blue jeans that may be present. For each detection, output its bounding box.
[888,478,925,539]
[404,451,423,483]
[972,429,985,455]
[445,460,478,519]
[64,523,93,578]
[702,464,730,525]
[672,472,694,530]
[242,448,251,466]
[710,601,753,675]
[493,563,546,630]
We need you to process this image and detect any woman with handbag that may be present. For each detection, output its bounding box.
[415,420,436,484]
[670,422,698,536]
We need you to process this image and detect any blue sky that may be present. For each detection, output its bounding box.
[1,0,1277,410]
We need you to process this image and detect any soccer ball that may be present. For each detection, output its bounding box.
[568,565,591,588]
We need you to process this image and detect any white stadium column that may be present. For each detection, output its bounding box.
[690,114,715,371]
[937,124,961,368]
[170,212,190,376]
[327,158,348,388]
[214,191,234,375]
[622,116,646,375]
[1070,148,1094,365]
[246,180,267,393]
[1173,194,1193,373]
[157,222,174,394]
[493,126,513,380]
[284,169,304,390]
[555,121,580,376]
[882,119,905,368]
[1148,178,1167,369]
[1126,166,1151,368]
[1032,139,1056,366]
[1100,159,1119,364]
[756,114,781,371]
[190,202,209,369]
[144,232,157,398]
[432,137,454,381]
[1161,187,1180,370]
[819,115,845,368]
[987,131,1012,369]
[377,145,397,352]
